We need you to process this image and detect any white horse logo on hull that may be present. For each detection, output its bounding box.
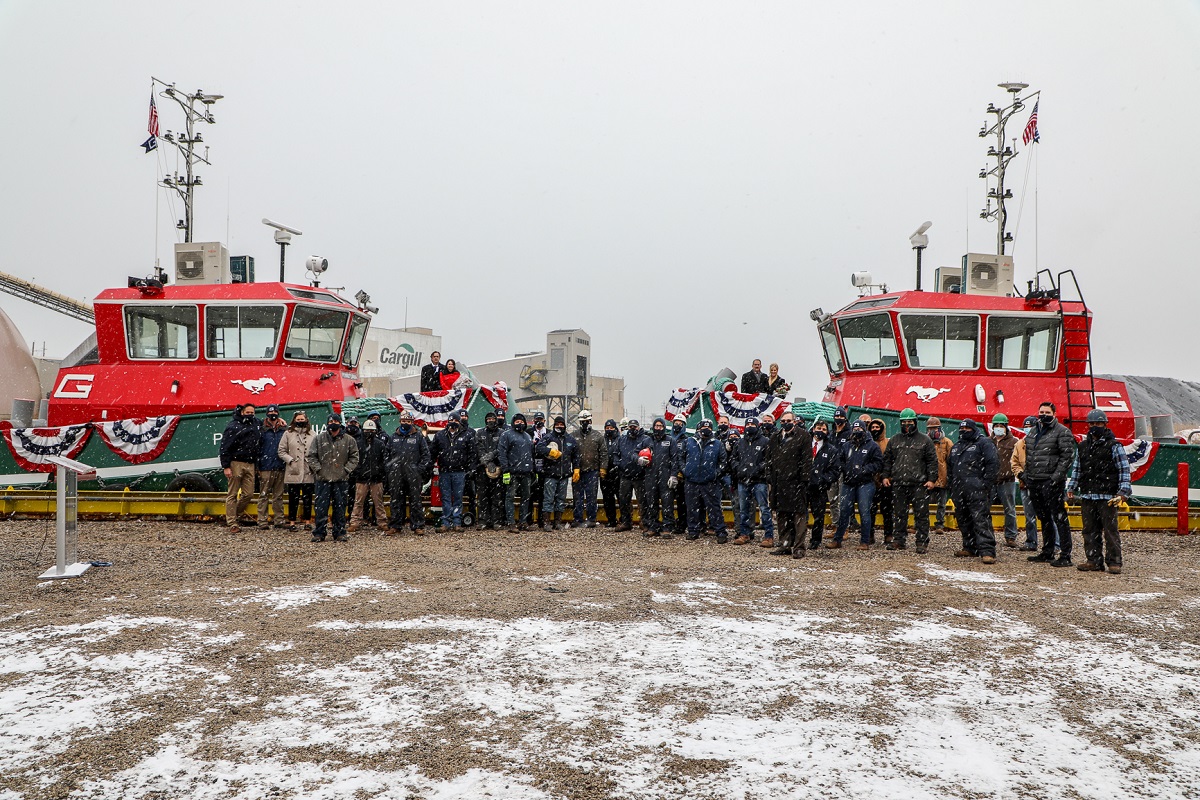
[231,377,277,394]
[906,385,950,402]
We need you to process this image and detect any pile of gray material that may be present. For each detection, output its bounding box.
[1101,374,1200,430]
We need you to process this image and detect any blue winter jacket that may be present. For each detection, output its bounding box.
[498,428,535,474]
[681,435,725,484]
[840,436,883,487]
[947,433,999,492]
[645,430,678,481]
[257,424,287,471]
[809,437,842,489]
[615,430,653,478]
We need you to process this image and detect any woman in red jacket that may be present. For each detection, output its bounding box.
[439,359,462,391]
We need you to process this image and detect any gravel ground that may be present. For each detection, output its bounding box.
[2,519,1199,799]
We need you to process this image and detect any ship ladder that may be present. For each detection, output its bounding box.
[1055,269,1097,430]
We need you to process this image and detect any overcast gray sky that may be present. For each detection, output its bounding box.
[2,1,1198,416]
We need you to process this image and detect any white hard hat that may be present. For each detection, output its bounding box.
[578,409,592,421]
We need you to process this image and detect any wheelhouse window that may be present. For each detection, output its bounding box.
[986,316,1061,371]
[899,314,980,369]
[819,323,844,374]
[285,305,349,362]
[124,305,197,360]
[342,315,369,368]
[836,313,899,370]
[205,305,284,360]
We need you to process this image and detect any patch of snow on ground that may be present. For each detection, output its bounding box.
[921,564,1015,584]
[223,576,410,610]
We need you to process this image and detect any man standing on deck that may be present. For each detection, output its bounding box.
[421,351,444,393]
[1024,402,1078,568]
[221,404,261,534]
[1068,409,1131,574]
[740,359,770,394]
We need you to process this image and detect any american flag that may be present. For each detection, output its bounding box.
[1022,101,1040,145]
[141,92,159,153]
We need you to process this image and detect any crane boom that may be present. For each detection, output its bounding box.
[0,270,95,324]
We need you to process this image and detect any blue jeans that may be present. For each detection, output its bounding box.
[573,470,600,523]
[993,480,1018,540]
[312,480,349,539]
[439,470,466,527]
[543,474,569,515]
[835,482,876,544]
[738,482,774,539]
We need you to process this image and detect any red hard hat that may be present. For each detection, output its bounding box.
[639,447,653,461]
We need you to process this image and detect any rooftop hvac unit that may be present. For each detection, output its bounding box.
[961,253,1015,297]
[174,242,231,285]
[933,266,962,293]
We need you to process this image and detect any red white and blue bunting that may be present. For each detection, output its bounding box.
[478,382,509,412]
[389,388,472,426]
[95,416,181,464]
[709,391,789,430]
[663,388,701,421]
[1121,438,1158,483]
[0,422,92,472]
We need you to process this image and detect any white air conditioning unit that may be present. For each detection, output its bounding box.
[961,253,1014,297]
[933,266,962,293]
[174,241,231,285]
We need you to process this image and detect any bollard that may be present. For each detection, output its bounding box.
[1179,462,1190,536]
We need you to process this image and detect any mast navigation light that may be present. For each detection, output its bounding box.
[998,82,1029,93]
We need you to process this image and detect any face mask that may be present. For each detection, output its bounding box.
[514,422,527,432]
[534,421,544,429]
[296,420,309,428]
[653,427,665,438]
[961,428,977,440]
[1039,414,1054,426]
[486,420,498,430]
[1089,425,1105,437]
[605,428,616,438]
[993,425,1007,437]
[1024,426,1035,436]
[700,428,713,438]
[928,428,942,440]
[554,427,565,436]
[241,414,255,423]
[813,430,827,440]
[672,423,684,434]
[328,424,341,434]
[761,423,775,434]
[628,428,640,437]
[399,424,411,434]
[900,422,916,434]
[870,428,883,440]
[717,424,729,434]
[852,431,865,442]
[580,421,590,432]
[348,423,359,430]
[267,414,279,422]
[448,422,459,431]
[745,425,759,436]
[834,418,847,427]
[781,421,795,432]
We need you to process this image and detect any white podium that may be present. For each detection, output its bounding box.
[38,455,96,580]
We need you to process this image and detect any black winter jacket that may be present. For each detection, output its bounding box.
[882,431,938,484]
[644,431,678,482]
[809,438,841,489]
[386,427,432,480]
[1024,420,1076,484]
[431,427,477,473]
[535,431,579,480]
[734,429,772,485]
[355,431,389,483]
[498,428,535,474]
[615,431,653,479]
[840,436,883,487]
[947,433,999,491]
[740,371,769,394]
[220,412,262,467]
[476,425,504,474]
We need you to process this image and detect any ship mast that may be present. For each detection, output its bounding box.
[152,77,222,244]
[978,82,1037,255]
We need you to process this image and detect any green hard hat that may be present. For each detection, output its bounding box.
[899,408,917,421]
[992,413,1009,424]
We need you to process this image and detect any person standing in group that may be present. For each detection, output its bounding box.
[421,351,444,392]
[805,419,841,551]
[573,410,608,529]
[827,406,852,533]
[499,412,536,531]
[529,411,549,529]
[305,413,360,543]
[768,411,812,557]
[385,411,431,534]
[600,418,621,527]
[765,363,789,397]
[430,411,477,531]
[831,420,882,550]
[343,415,364,523]
[989,413,1020,548]
[670,417,689,535]
[256,404,288,529]
[220,404,261,534]
[1068,409,1131,574]
[733,415,774,546]
[278,410,315,531]
[867,418,892,546]
[925,417,953,534]
[536,416,578,530]
[1024,402,1078,567]
[641,417,678,538]
[882,408,938,554]
[680,419,728,543]
[476,410,507,530]
[615,419,652,532]
[740,359,770,394]
[947,419,999,563]
[1012,415,1052,553]
[349,418,390,532]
